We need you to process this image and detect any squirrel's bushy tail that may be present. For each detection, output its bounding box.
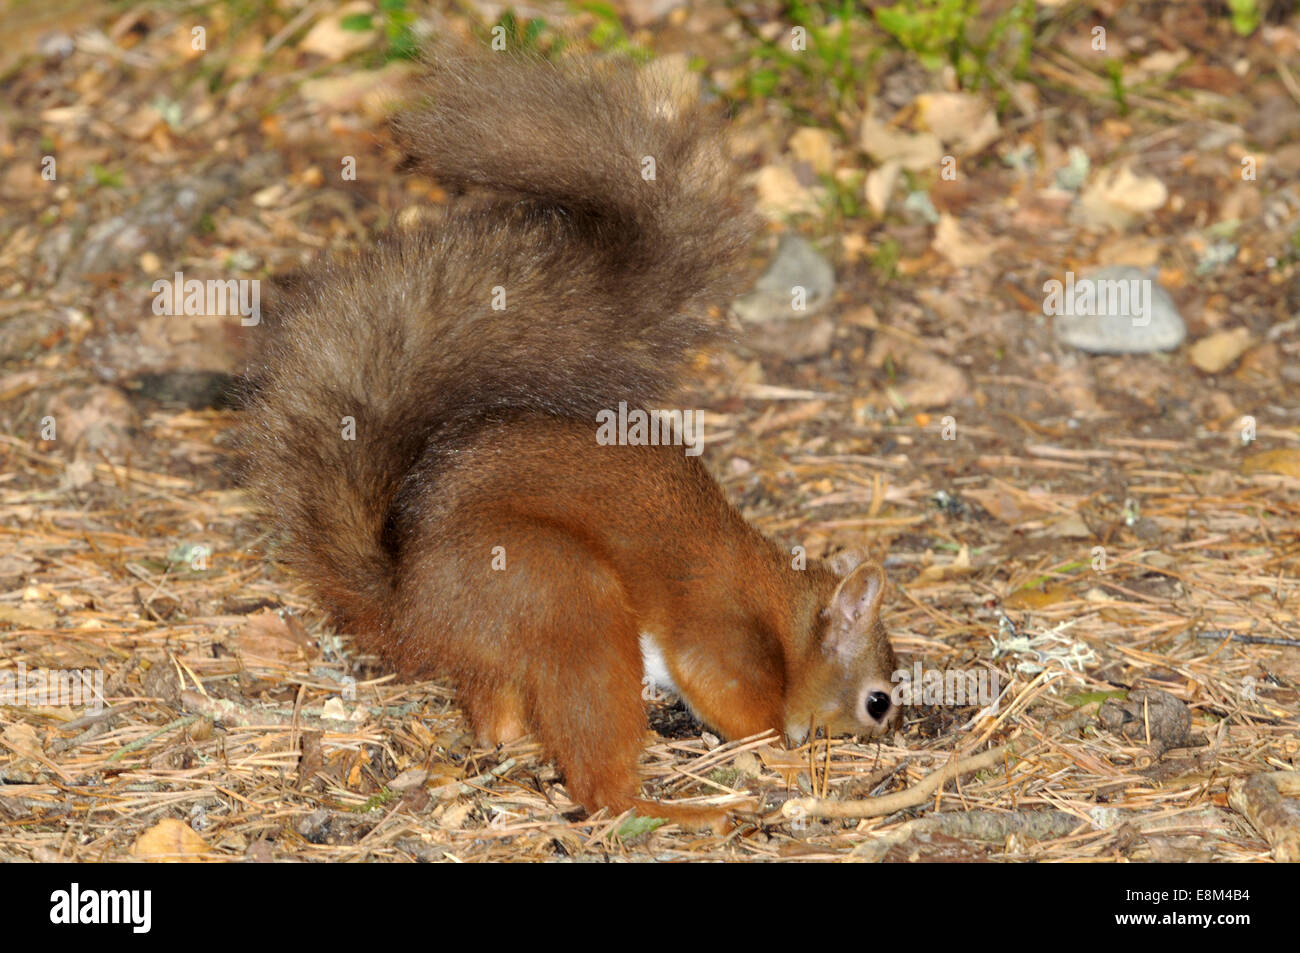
[235,47,752,634]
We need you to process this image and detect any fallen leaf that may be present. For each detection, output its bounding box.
[1003,584,1073,609]
[859,116,942,172]
[1,724,44,759]
[914,92,1000,154]
[932,214,995,267]
[788,127,836,176]
[1078,165,1168,228]
[1189,327,1252,373]
[131,818,213,862]
[299,2,375,61]
[963,486,1056,524]
[1127,49,1189,83]
[913,545,974,584]
[864,159,901,216]
[320,696,349,720]
[388,767,431,791]
[1242,448,1300,478]
[1050,514,1093,539]
[299,60,417,119]
[1096,235,1163,268]
[758,744,805,783]
[0,605,59,629]
[868,335,968,408]
[441,801,474,830]
[752,164,824,218]
[233,609,316,664]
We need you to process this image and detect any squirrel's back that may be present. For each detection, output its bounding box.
[234,48,754,637]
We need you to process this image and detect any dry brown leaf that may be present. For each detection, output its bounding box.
[0,605,59,629]
[752,164,824,218]
[914,92,1000,155]
[788,127,836,176]
[865,159,901,216]
[299,60,417,120]
[1003,584,1073,610]
[233,608,316,664]
[963,486,1056,524]
[1189,328,1253,373]
[1,723,44,759]
[859,116,942,172]
[1078,165,1168,228]
[1242,448,1300,478]
[758,744,805,783]
[913,545,973,585]
[1050,514,1093,539]
[932,214,996,268]
[131,818,213,862]
[299,2,375,61]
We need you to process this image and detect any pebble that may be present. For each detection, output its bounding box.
[1052,266,1186,353]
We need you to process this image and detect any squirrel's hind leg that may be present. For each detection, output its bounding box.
[496,542,650,820]
[460,684,529,747]
[513,556,743,834]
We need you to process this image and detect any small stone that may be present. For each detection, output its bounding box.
[0,311,62,362]
[1052,266,1186,353]
[732,234,835,323]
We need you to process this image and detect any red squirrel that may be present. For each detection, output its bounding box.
[235,46,899,827]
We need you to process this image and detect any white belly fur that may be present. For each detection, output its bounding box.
[639,633,678,695]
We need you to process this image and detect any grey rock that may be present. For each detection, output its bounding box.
[65,154,279,282]
[0,311,63,361]
[38,32,75,59]
[732,234,835,324]
[903,190,939,225]
[743,315,835,360]
[1052,266,1186,354]
[1246,95,1300,149]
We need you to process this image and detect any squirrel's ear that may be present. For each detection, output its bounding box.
[826,547,866,576]
[824,562,886,662]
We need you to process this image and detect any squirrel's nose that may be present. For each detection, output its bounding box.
[865,691,892,721]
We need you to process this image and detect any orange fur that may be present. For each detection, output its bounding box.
[235,48,899,828]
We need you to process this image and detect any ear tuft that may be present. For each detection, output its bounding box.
[827,547,865,576]
[831,561,885,625]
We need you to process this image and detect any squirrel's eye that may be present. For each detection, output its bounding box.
[865,691,891,720]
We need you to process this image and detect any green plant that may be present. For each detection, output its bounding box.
[355,789,399,812]
[1227,0,1261,36]
[90,164,125,188]
[821,170,866,223]
[341,0,417,61]
[735,0,879,124]
[615,814,668,840]
[871,237,901,279]
[874,0,974,69]
[480,5,648,61]
[874,0,1036,91]
[576,1,648,58]
[1104,58,1128,116]
[492,10,554,53]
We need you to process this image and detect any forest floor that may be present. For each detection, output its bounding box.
[0,0,1298,862]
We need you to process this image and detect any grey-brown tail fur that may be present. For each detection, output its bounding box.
[234,46,753,633]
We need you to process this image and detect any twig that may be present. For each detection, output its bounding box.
[1197,630,1300,648]
[1229,770,1300,863]
[851,809,1085,860]
[782,743,1013,820]
[105,716,197,763]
